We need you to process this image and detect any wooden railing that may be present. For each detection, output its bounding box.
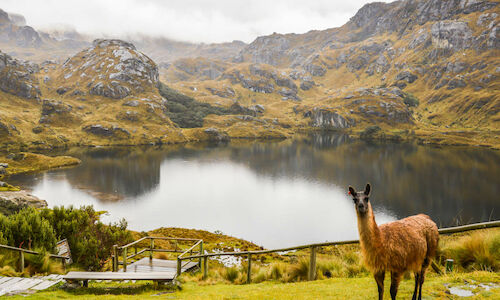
[112,236,203,273]
[178,220,500,283]
[0,244,69,272]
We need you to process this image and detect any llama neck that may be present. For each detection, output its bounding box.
[357,204,383,252]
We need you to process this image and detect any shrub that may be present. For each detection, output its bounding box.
[360,125,381,139]
[403,93,420,107]
[40,206,133,270]
[158,82,226,128]
[0,207,57,251]
[158,82,253,128]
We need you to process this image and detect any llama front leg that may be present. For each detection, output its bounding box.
[412,272,419,300]
[390,272,402,300]
[374,271,385,300]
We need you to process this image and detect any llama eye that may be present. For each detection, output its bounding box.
[365,197,369,202]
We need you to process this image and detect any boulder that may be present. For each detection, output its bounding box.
[82,124,131,138]
[395,71,418,83]
[447,77,467,89]
[279,88,300,101]
[204,127,230,142]
[39,99,73,124]
[123,100,140,107]
[300,80,315,91]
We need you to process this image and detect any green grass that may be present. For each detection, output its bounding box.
[8,271,500,299]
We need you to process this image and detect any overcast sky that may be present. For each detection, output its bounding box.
[1,0,390,44]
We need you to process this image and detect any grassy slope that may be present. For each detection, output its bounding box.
[9,272,499,299]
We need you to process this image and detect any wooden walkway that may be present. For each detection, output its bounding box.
[119,257,198,273]
[64,258,199,286]
[0,275,63,296]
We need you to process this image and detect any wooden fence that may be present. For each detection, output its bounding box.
[178,220,500,283]
[111,236,203,272]
[0,244,68,272]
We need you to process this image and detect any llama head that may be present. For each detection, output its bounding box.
[348,183,371,216]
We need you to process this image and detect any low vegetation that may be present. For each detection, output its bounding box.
[439,229,500,272]
[159,83,229,128]
[0,206,132,274]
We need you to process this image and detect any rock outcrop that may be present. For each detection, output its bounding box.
[60,39,159,99]
[0,190,47,213]
[39,99,75,124]
[0,51,41,99]
[82,124,131,138]
[306,108,353,129]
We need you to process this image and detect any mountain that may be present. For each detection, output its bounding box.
[0,0,499,150]
[163,0,500,146]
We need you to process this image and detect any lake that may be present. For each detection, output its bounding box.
[7,134,500,248]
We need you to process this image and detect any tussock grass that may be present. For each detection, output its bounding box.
[223,267,240,283]
[440,229,500,272]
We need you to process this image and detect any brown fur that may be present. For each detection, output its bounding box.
[357,204,439,274]
[350,183,439,300]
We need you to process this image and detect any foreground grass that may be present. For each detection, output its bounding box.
[10,271,500,299]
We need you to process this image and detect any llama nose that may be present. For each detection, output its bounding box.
[358,203,364,210]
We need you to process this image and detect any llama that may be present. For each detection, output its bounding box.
[348,184,439,300]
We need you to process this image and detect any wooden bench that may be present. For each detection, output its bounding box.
[63,271,176,287]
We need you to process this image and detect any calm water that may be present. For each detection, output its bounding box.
[7,134,500,248]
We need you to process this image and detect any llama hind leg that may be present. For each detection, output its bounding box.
[390,272,402,300]
[412,272,419,300]
[374,271,385,300]
[418,258,430,300]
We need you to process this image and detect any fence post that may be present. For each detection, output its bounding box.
[308,246,317,281]
[61,257,66,272]
[113,245,118,272]
[199,241,203,270]
[177,258,182,276]
[19,251,24,273]
[150,238,154,261]
[123,247,127,272]
[203,256,208,279]
[247,253,252,284]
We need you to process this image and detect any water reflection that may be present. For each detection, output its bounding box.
[7,134,500,248]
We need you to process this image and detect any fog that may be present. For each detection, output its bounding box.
[1,0,391,43]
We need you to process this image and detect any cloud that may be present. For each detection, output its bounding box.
[0,0,390,43]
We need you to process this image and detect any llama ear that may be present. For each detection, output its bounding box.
[364,183,371,195]
[348,186,356,196]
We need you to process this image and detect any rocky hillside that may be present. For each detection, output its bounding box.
[0,0,499,149]
[161,0,499,147]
